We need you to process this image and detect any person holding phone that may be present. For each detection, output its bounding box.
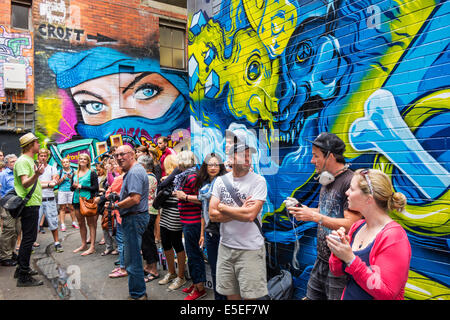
[57,157,78,232]
[327,169,411,300]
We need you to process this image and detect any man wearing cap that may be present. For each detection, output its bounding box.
[209,136,268,300]
[288,132,361,300]
[13,133,45,287]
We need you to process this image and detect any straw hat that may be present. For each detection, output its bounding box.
[19,132,38,148]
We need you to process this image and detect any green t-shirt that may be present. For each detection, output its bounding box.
[14,154,42,206]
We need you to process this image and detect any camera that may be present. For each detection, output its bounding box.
[107,192,120,203]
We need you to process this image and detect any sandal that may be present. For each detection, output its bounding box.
[145,273,160,282]
[101,250,113,256]
[109,269,128,278]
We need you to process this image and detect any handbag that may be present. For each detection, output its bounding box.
[79,196,98,217]
[152,186,172,210]
[0,180,38,219]
[76,171,98,217]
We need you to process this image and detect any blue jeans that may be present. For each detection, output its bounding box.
[183,223,206,285]
[205,232,226,300]
[115,222,125,268]
[122,213,149,299]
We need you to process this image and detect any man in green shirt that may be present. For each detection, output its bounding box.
[13,132,45,287]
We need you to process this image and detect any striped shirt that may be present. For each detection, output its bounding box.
[178,173,202,224]
[160,196,182,231]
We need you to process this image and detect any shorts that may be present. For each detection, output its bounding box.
[160,226,184,253]
[58,191,74,205]
[306,257,348,300]
[38,199,59,231]
[216,243,268,299]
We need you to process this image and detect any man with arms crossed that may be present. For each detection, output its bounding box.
[210,138,268,300]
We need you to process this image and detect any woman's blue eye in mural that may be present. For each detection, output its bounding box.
[80,101,106,115]
[246,53,262,82]
[134,84,162,100]
[296,41,313,64]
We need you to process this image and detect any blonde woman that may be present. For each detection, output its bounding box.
[71,153,99,256]
[327,169,411,300]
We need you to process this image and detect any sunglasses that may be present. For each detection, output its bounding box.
[113,151,132,159]
[360,169,374,195]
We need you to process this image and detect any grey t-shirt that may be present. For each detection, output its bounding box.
[119,163,149,216]
[316,169,353,262]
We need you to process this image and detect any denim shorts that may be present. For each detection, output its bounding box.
[306,257,348,300]
[38,199,59,231]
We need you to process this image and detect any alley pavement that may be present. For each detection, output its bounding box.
[0,216,214,300]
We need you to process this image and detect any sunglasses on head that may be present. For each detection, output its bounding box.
[360,169,374,195]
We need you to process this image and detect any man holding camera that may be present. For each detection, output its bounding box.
[288,132,361,300]
[109,145,149,300]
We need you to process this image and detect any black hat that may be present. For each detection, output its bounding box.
[308,132,346,155]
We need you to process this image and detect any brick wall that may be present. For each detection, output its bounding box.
[188,0,450,300]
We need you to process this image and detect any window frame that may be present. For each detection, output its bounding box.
[159,20,187,71]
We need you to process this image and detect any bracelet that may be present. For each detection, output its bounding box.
[185,195,188,202]
[346,256,356,268]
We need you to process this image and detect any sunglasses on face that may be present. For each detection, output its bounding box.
[360,169,374,195]
[114,152,132,159]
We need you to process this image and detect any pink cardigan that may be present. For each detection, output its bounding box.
[329,220,411,300]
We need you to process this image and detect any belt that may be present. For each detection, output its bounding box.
[42,197,55,202]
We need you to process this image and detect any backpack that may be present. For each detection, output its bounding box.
[267,269,294,300]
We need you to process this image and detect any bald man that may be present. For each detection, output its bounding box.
[111,145,149,300]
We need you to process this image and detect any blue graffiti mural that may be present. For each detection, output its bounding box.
[188,0,449,299]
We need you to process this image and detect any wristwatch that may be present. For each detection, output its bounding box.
[114,203,120,210]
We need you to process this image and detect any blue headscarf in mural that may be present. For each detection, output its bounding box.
[48,47,190,142]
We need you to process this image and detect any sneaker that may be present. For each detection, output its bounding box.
[72,222,79,229]
[14,268,39,279]
[61,224,66,232]
[158,272,177,285]
[168,277,186,291]
[182,284,195,294]
[17,275,44,287]
[184,289,207,300]
[54,243,64,253]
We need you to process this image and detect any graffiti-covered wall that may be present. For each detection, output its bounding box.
[188,0,450,300]
[34,0,190,167]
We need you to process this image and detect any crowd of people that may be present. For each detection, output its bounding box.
[0,131,412,300]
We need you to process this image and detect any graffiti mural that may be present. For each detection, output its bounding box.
[188,0,450,299]
[34,1,190,167]
[0,26,33,102]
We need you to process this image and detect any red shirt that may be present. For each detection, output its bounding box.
[160,147,176,176]
[329,219,411,300]
[178,173,202,224]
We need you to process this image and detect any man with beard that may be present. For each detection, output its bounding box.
[209,137,268,300]
[288,132,361,300]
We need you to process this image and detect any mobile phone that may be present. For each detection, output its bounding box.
[328,234,342,242]
[284,197,302,208]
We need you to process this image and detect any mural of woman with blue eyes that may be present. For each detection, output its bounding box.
[47,46,190,147]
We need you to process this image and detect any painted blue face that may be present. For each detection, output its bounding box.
[76,94,190,141]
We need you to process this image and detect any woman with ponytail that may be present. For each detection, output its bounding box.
[327,169,411,300]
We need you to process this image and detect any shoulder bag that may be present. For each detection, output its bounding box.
[77,170,98,217]
[0,180,38,218]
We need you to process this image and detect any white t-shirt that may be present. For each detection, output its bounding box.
[211,171,267,250]
[39,164,58,198]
